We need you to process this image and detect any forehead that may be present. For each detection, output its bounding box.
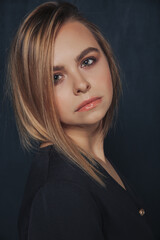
[53,21,100,62]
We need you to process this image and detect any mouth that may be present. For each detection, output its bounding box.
[75,97,102,112]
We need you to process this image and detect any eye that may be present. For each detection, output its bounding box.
[81,57,97,68]
[53,73,63,85]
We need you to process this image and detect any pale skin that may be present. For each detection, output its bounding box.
[41,20,126,191]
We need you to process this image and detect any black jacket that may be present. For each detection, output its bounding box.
[18,145,155,240]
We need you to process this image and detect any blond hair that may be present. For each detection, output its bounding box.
[7,1,122,188]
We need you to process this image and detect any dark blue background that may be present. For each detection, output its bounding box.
[0,0,160,239]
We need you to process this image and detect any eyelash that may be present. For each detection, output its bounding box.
[53,57,97,84]
[81,56,97,68]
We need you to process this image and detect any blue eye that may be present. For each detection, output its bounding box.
[81,57,96,68]
[53,74,62,84]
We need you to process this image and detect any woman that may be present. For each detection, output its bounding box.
[7,1,155,240]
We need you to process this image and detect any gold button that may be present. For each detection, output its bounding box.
[139,208,145,216]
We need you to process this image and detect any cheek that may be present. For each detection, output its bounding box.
[54,90,70,116]
[106,70,113,95]
[96,62,113,94]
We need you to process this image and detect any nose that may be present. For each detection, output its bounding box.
[72,71,91,95]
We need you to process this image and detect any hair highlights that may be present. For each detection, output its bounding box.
[7,1,122,188]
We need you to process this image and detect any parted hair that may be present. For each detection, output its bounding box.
[7,1,122,188]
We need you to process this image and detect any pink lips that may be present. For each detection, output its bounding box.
[75,97,102,112]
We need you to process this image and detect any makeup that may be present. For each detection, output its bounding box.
[76,98,102,112]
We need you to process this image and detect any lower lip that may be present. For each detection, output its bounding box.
[77,98,102,112]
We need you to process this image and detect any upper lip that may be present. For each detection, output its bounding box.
[75,97,102,112]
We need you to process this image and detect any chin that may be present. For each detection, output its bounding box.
[80,111,106,124]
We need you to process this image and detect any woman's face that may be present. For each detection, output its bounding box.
[53,21,113,129]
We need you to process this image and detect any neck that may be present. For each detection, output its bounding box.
[63,122,107,163]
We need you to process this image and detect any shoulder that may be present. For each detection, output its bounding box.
[25,144,89,189]
[28,180,103,240]
[36,144,100,191]
[18,145,100,225]
[18,145,105,238]
[31,180,100,217]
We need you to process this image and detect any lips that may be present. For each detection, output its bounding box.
[75,97,102,112]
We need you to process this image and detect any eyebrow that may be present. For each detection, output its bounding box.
[53,47,100,72]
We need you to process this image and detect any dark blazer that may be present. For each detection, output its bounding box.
[18,145,155,240]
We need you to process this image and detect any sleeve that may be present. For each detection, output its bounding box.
[28,180,105,240]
